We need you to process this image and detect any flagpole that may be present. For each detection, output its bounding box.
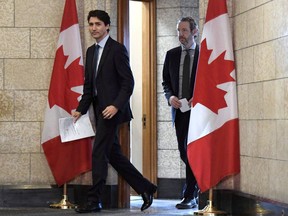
[194,188,227,216]
[50,183,76,209]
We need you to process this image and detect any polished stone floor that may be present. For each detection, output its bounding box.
[0,196,197,216]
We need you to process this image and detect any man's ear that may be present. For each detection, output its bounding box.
[192,28,198,36]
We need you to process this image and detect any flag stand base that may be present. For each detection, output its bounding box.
[49,184,77,209]
[194,200,227,216]
[194,188,227,216]
[50,194,77,209]
[254,202,272,215]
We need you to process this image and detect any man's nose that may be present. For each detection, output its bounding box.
[91,23,97,29]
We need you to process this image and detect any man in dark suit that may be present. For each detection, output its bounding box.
[162,17,199,209]
[73,10,157,213]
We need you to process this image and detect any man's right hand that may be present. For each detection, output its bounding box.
[169,96,182,109]
[72,111,82,122]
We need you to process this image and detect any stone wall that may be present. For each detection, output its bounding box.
[0,0,118,186]
[233,0,288,204]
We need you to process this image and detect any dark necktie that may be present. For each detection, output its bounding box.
[93,44,100,96]
[182,49,191,99]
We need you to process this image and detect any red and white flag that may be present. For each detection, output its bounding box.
[187,0,240,192]
[41,0,92,186]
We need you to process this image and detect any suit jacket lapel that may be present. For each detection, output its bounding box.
[190,44,199,96]
[87,46,95,76]
[173,47,182,97]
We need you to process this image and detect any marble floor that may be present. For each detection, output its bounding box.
[0,196,198,216]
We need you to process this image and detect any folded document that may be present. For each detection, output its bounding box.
[59,114,95,143]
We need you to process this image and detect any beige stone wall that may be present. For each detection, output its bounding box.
[0,0,118,186]
[233,0,288,204]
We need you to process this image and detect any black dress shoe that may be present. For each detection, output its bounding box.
[175,197,197,209]
[75,202,102,213]
[141,186,157,211]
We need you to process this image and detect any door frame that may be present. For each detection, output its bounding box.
[140,0,157,187]
[117,0,157,207]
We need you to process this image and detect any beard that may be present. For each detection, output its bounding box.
[179,37,188,46]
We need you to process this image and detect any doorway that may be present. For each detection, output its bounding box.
[117,0,157,206]
[129,0,157,187]
[130,0,143,174]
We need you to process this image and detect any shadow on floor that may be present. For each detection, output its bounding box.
[0,196,197,216]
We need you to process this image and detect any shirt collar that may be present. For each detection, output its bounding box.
[95,34,109,48]
[181,42,196,51]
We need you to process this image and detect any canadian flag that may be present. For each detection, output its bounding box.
[187,0,240,192]
[41,0,92,186]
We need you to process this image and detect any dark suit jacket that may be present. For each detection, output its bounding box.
[77,37,134,124]
[162,45,199,123]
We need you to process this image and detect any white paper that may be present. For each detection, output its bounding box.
[179,98,191,113]
[59,114,95,143]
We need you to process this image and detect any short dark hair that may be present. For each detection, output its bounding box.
[179,17,198,32]
[87,10,111,26]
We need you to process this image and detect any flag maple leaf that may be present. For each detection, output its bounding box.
[192,39,235,114]
[48,45,84,113]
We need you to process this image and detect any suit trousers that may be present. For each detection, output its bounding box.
[87,100,154,203]
[175,109,197,199]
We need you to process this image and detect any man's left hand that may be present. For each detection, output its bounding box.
[102,105,118,119]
